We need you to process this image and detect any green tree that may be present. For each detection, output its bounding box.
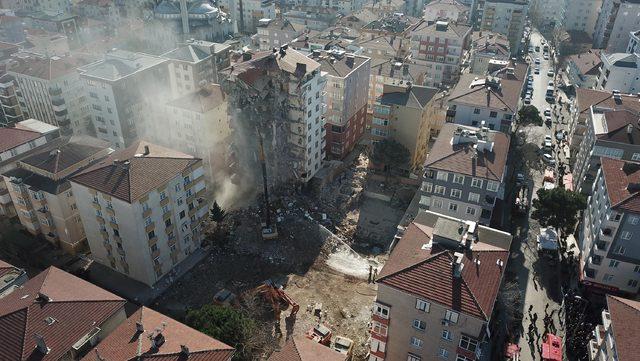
[531,188,587,236]
[370,139,410,176]
[210,201,226,223]
[185,305,259,360]
[518,105,543,126]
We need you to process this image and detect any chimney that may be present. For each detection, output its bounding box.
[453,252,464,277]
[180,345,190,355]
[34,334,49,354]
[135,321,144,333]
[143,145,150,156]
[628,124,634,134]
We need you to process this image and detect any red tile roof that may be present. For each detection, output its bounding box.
[268,336,347,361]
[606,295,640,361]
[83,306,234,361]
[8,55,93,80]
[0,259,18,279]
[0,127,41,153]
[378,221,509,320]
[596,110,640,144]
[0,267,125,361]
[600,158,640,214]
[575,88,640,120]
[71,140,200,203]
[567,49,602,75]
[424,123,510,181]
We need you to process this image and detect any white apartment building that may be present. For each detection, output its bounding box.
[627,30,640,54]
[479,0,529,54]
[469,31,511,75]
[596,52,640,92]
[588,295,640,361]
[580,158,640,294]
[78,49,169,150]
[222,48,327,184]
[7,54,93,135]
[220,0,276,33]
[530,0,566,31]
[255,18,305,51]
[594,0,640,52]
[70,141,209,287]
[564,0,603,35]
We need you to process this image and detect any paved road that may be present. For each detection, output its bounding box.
[506,30,567,361]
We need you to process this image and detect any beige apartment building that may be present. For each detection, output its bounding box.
[370,83,442,170]
[70,141,209,286]
[369,210,512,361]
[588,295,639,361]
[3,136,111,254]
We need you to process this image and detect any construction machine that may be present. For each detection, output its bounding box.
[254,280,299,319]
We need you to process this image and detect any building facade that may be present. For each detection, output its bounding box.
[409,20,471,87]
[580,158,640,294]
[596,52,640,93]
[565,49,602,89]
[627,30,640,54]
[478,0,528,54]
[312,50,370,159]
[594,0,640,52]
[564,0,603,35]
[255,18,305,51]
[588,295,640,361]
[220,0,276,33]
[469,31,511,75]
[70,141,208,286]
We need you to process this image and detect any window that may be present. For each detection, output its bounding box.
[442,329,453,341]
[450,189,462,198]
[175,184,181,192]
[148,230,156,239]
[456,356,473,361]
[434,185,446,195]
[410,337,423,349]
[421,182,433,192]
[615,245,627,254]
[449,202,458,212]
[374,304,389,319]
[370,338,386,353]
[438,348,449,358]
[459,335,478,352]
[632,153,640,161]
[489,111,497,118]
[416,299,430,312]
[144,217,152,226]
[628,279,639,288]
[412,319,426,331]
[630,216,640,225]
[634,265,640,274]
[486,181,499,192]
[162,205,170,214]
[622,231,632,240]
[466,207,476,216]
[371,321,388,336]
[471,178,483,188]
[160,191,167,200]
[609,260,620,268]
[436,171,449,181]
[473,108,480,114]
[468,193,480,202]
[408,355,421,361]
[603,274,614,282]
[420,196,431,207]
[433,199,443,208]
[444,310,459,324]
[165,218,172,228]
[453,174,465,184]
[96,209,102,217]
[425,170,435,178]
[179,210,186,219]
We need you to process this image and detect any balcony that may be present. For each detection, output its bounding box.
[148,236,158,247]
[143,207,152,218]
[145,222,155,233]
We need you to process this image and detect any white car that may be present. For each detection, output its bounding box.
[542,153,556,165]
[544,135,553,148]
[535,58,541,64]
[524,96,532,105]
[534,68,540,74]
[528,75,534,82]
[547,70,555,77]
[544,108,551,116]
[548,80,554,86]
[544,54,549,60]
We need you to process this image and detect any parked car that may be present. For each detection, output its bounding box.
[535,58,541,64]
[526,90,533,97]
[528,75,534,81]
[544,108,551,116]
[535,67,540,74]
[516,172,526,184]
[547,70,554,77]
[542,153,556,165]
[547,80,554,86]
[545,115,552,125]
[524,96,532,104]
[544,54,549,60]
[544,135,553,148]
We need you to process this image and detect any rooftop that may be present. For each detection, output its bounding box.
[268,336,347,361]
[258,18,305,34]
[7,54,93,80]
[471,31,510,57]
[166,83,226,113]
[362,13,419,34]
[410,19,471,39]
[606,295,640,361]
[14,119,59,135]
[0,127,42,153]
[370,58,426,82]
[576,88,640,118]
[567,49,602,75]
[601,158,640,214]
[83,306,234,361]
[19,136,111,175]
[79,49,166,81]
[378,210,511,320]
[448,73,523,113]
[593,109,640,144]
[424,123,510,181]
[162,44,211,63]
[0,267,125,361]
[379,84,439,109]
[604,52,638,69]
[71,141,200,203]
[310,50,369,78]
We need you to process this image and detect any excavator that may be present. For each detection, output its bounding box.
[254,280,299,319]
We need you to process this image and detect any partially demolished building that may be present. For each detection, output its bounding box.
[220,46,327,189]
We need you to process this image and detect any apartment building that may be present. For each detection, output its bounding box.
[0,266,127,361]
[283,7,338,31]
[594,0,640,52]
[596,52,640,92]
[530,0,566,32]
[220,0,276,33]
[255,18,305,51]
[83,306,234,361]
[588,295,640,361]
[221,47,327,185]
[478,0,528,54]
[564,0,603,34]
[446,71,526,133]
[370,84,440,170]
[6,54,94,135]
[627,30,640,53]
[423,0,470,24]
[0,259,27,298]
[3,136,111,254]
[565,49,602,89]
[0,119,60,217]
[469,31,511,75]
[580,158,640,294]
[269,336,348,361]
[361,13,420,37]
[140,83,231,190]
[419,124,509,224]
[573,106,640,193]
[311,50,370,159]
[409,20,471,87]
[367,58,427,117]
[78,49,169,149]
[70,141,208,286]
[358,35,406,60]
[0,71,26,127]
[163,40,231,98]
[370,210,511,361]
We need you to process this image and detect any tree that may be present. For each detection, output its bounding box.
[370,139,410,176]
[531,187,587,236]
[518,105,543,126]
[210,201,226,223]
[185,305,261,360]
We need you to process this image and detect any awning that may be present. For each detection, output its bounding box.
[542,333,563,361]
[563,174,573,191]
